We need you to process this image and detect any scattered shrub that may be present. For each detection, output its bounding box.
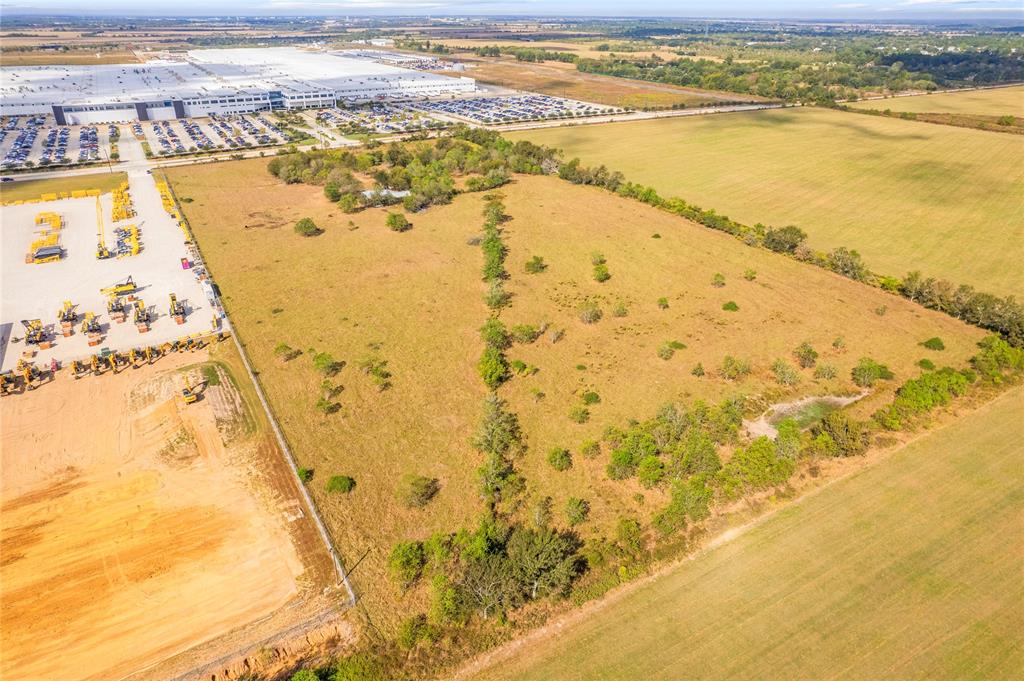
[637,455,665,488]
[484,281,511,309]
[388,540,425,586]
[918,358,936,370]
[525,255,547,273]
[814,412,868,457]
[385,212,412,232]
[612,301,629,317]
[722,301,739,312]
[580,440,601,459]
[326,475,356,494]
[478,346,509,389]
[565,497,590,525]
[852,357,894,388]
[657,297,669,309]
[568,405,590,423]
[578,303,603,324]
[691,362,705,377]
[593,263,611,282]
[743,269,757,281]
[548,448,573,471]
[771,359,800,386]
[719,355,751,380]
[297,466,313,483]
[480,317,510,349]
[711,273,726,288]
[921,337,945,351]
[398,474,440,508]
[581,390,601,405]
[510,324,541,344]
[590,251,606,266]
[764,225,807,253]
[813,363,838,380]
[294,217,321,237]
[793,342,818,368]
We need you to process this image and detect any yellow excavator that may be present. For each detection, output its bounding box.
[16,360,41,390]
[81,312,102,336]
[169,293,185,323]
[181,376,200,405]
[1,371,18,396]
[21,319,46,346]
[134,299,152,331]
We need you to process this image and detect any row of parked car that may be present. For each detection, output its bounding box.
[317,104,443,134]
[409,95,617,124]
[77,126,100,163]
[1,118,43,167]
[151,120,186,154]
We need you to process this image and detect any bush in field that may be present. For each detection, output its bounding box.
[578,303,603,324]
[565,497,590,526]
[711,273,726,288]
[852,357,894,388]
[580,439,601,459]
[719,355,751,380]
[813,363,838,380]
[294,217,322,237]
[525,255,547,273]
[793,342,818,368]
[386,212,412,232]
[312,351,343,376]
[590,251,606,266]
[722,301,739,312]
[764,225,807,253]
[510,324,541,344]
[771,359,800,386]
[547,448,572,471]
[743,269,757,281]
[389,540,425,587]
[657,297,669,310]
[337,193,361,213]
[326,475,356,494]
[479,317,510,349]
[484,281,511,309]
[297,466,313,483]
[637,455,665,488]
[593,263,611,282]
[814,412,868,457]
[691,362,705,377]
[396,614,436,651]
[612,301,629,317]
[478,346,509,389]
[398,474,440,508]
[568,405,590,424]
[921,337,945,351]
[918,358,936,370]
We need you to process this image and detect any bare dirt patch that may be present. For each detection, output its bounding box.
[0,344,339,681]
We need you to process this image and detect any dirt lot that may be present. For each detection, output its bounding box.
[0,341,337,681]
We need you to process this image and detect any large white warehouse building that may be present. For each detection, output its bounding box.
[0,47,477,124]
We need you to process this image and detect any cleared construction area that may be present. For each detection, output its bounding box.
[0,343,341,680]
[0,167,221,377]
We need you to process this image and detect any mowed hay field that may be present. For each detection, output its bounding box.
[510,107,1024,299]
[470,385,1024,681]
[850,85,1024,116]
[170,158,985,627]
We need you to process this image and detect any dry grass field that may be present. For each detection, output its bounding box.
[459,57,756,109]
[510,107,1024,299]
[169,158,985,628]
[468,385,1024,681]
[850,85,1024,116]
[0,172,127,203]
[0,341,335,680]
[0,49,141,65]
[435,38,682,62]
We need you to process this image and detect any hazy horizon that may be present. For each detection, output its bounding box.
[1,0,1022,22]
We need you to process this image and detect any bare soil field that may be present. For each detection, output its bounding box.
[0,340,337,681]
[168,158,985,630]
[456,56,761,109]
[467,385,1024,681]
[511,107,1024,299]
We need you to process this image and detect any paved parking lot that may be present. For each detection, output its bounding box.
[314,103,448,134]
[0,115,118,171]
[133,114,287,157]
[407,94,618,124]
[0,169,220,371]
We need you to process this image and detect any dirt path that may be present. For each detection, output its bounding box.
[0,351,333,681]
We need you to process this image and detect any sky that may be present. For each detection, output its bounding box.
[1,0,1022,19]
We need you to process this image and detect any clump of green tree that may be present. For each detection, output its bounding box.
[293,217,322,237]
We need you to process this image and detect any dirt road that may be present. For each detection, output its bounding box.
[0,349,336,680]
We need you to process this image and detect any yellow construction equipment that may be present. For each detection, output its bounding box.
[26,211,63,264]
[21,319,46,346]
[16,360,41,390]
[101,276,135,297]
[181,376,200,405]
[96,196,111,259]
[169,293,186,324]
[81,312,102,335]
[134,299,152,332]
[107,294,127,323]
[1,371,17,396]
[57,300,77,336]
[71,359,89,379]
[111,181,134,222]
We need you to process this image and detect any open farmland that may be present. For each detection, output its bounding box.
[468,385,1024,681]
[509,107,1024,299]
[168,157,985,629]
[457,56,758,109]
[0,341,338,680]
[850,85,1024,116]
